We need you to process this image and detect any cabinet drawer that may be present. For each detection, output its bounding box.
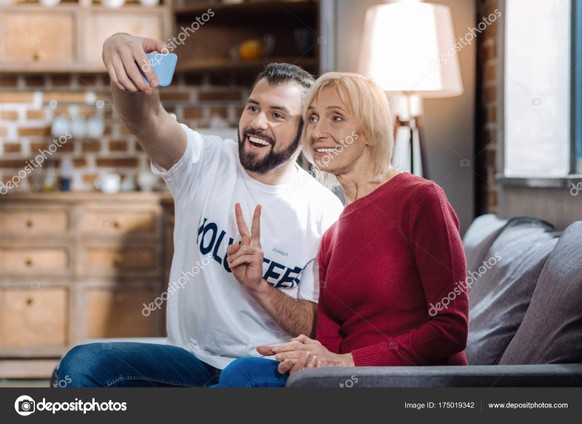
[80,210,158,235]
[83,247,158,275]
[0,11,75,64]
[0,248,70,274]
[85,287,159,338]
[0,209,69,235]
[83,11,164,66]
[0,287,68,348]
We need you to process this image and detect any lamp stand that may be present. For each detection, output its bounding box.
[414,114,429,178]
[392,93,428,178]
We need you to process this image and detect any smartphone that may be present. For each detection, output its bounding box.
[143,52,178,87]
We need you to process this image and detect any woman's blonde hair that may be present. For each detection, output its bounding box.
[301,72,394,188]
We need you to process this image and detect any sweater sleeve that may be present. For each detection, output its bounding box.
[314,235,344,354]
[350,184,469,366]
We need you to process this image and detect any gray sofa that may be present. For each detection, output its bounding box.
[286,214,582,387]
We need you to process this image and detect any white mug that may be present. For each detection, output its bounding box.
[139,0,159,6]
[51,116,69,138]
[86,116,104,139]
[137,172,158,192]
[71,116,86,139]
[101,0,125,8]
[94,173,121,193]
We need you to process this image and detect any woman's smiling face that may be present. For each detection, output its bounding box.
[304,86,368,175]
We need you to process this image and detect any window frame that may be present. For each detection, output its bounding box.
[497,0,582,188]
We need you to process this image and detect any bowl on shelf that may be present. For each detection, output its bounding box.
[94,173,121,194]
[139,0,159,7]
[137,172,159,192]
[101,0,125,8]
[40,0,61,6]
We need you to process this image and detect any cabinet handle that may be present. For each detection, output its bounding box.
[25,219,34,229]
[32,51,41,62]
[25,257,34,267]
[26,297,34,306]
[112,220,121,229]
[113,255,123,267]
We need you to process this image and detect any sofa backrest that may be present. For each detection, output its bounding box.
[499,221,582,364]
[462,215,560,365]
[462,214,509,272]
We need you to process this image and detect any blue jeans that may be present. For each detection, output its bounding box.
[212,357,289,388]
[54,342,221,387]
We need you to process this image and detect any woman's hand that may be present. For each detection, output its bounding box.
[257,334,354,374]
[226,203,265,293]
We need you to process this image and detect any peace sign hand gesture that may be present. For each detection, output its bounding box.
[226,203,265,293]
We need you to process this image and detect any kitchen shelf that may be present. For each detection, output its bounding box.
[177,56,317,73]
[172,0,320,80]
[11,0,168,6]
[175,0,316,24]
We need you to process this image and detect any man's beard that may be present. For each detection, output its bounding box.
[238,127,301,174]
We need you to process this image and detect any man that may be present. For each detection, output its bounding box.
[54,33,343,387]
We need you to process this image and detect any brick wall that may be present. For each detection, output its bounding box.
[475,0,499,214]
[0,73,246,193]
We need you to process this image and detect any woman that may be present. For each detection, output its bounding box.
[214,72,468,387]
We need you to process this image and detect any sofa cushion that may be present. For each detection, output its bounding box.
[466,217,559,365]
[285,364,582,387]
[462,213,509,274]
[499,221,582,364]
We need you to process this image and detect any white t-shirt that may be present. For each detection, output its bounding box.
[152,124,344,369]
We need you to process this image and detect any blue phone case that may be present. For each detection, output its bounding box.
[144,53,177,87]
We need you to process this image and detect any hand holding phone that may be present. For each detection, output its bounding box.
[143,52,178,87]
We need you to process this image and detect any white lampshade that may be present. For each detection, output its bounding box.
[358,0,463,98]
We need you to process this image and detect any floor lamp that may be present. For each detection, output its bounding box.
[358,0,463,178]
[392,92,427,177]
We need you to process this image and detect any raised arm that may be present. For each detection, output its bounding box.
[102,33,186,170]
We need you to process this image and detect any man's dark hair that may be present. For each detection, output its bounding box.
[250,63,315,93]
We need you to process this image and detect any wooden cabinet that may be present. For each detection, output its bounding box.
[0,192,170,378]
[0,1,173,73]
[0,209,70,234]
[84,286,158,339]
[82,7,168,66]
[1,287,69,349]
[0,247,71,274]
[173,0,320,80]
[0,9,77,65]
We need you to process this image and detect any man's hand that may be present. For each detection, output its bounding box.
[227,203,265,293]
[102,33,166,95]
[103,33,186,171]
[226,204,316,337]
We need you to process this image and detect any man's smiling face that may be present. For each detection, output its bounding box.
[238,78,304,174]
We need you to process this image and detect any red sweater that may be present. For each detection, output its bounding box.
[316,173,469,366]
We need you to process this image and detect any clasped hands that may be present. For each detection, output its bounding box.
[257,334,353,375]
